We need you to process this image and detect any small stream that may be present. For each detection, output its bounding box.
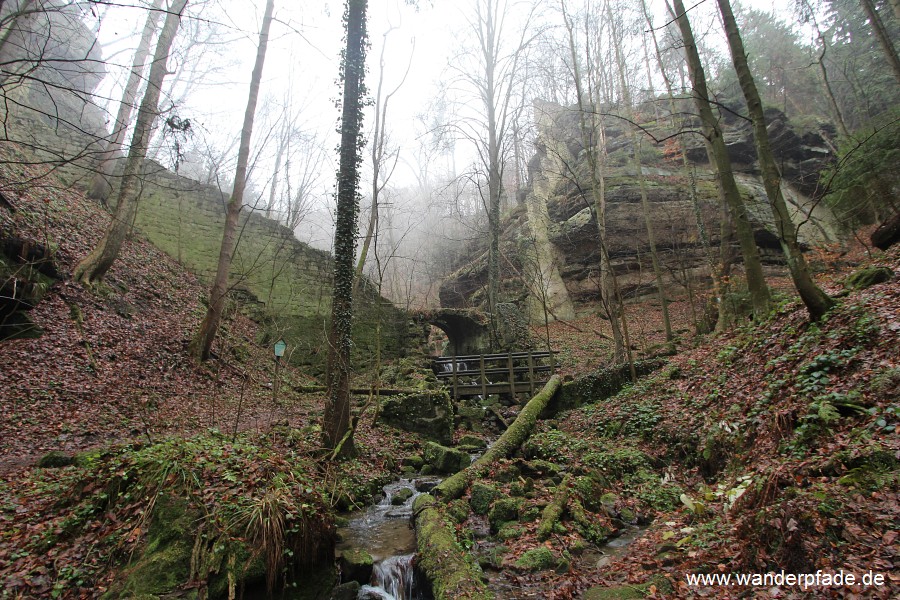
[336,478,440,600]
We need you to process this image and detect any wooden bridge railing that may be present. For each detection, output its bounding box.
[434,350,555,399]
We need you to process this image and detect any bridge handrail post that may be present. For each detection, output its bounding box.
[452,355,458,400]
[528,350,535,397]
[480,354,487,399]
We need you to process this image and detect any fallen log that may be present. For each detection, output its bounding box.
[537,474,571,540]
[433,375,561,500]
[412,494,492,600]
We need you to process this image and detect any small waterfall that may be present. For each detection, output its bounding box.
[337,478,439,600]
[360,554,420,600]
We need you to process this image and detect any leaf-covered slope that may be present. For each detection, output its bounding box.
[0,149,317,470]
[545,252,899,597]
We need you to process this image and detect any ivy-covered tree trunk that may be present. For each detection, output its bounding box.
[73,0,188,285]
[189,0,275,361]
[323,0,368,457]
[716,0,834,321]
[671,0,772,323]
[88,0,164,205]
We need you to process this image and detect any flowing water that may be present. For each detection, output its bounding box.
[337,478,440,600]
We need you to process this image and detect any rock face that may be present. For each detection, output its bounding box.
[439,101,840,317]
[0,4,108,185]
[0,233,60,339]
[378,391,454,444]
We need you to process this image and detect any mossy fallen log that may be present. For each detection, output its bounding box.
[412,494,492,600]
[537,474,571,540]
[434,375,561,500]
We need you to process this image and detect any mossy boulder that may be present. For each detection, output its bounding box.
[845,266,893,290]
[488,498,523,532]
[391,488,414,505]
[423,441,471,474]
[403,454,425,470]
[469,482,502,516]
[497,524,524,541]
[37,450,75,468]
[339,549,373,586]
[379,391,454,444]
[519,459,563,479]
[111,495,197,597]
[328,581,361,600]
[447,498,471,524]
[458,434,486,448]
[514,547,556,571]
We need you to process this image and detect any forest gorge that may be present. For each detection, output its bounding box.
[0,0,898,598]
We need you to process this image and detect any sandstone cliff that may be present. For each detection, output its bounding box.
[439,101,841,320]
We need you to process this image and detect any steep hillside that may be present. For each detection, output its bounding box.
[0,149,314,467]
[1,82,408,373]
[1,142,897,598]
[426,251,899,599]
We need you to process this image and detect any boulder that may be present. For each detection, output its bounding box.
[488,498,523,532]
[339,549,373,586]
[469,482,501,516]
[423,441,470,474]
[872,211,900,250]
[379,391,453,444]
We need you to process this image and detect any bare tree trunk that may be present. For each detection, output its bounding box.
[190,0,275,361]
[716,0,834,321]
[560,0,627,363]
[88,0,164,204]
[73,0,189,284]
[814,30,851,139]
[324,0,368,456]
[354,25,408,295]
[642,0,724,332]
[465,0,535,349]
[607,0,673,346]
[671,0,771,322]
[266,116,289,219]
[859,0,900,85]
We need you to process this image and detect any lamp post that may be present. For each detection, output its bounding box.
[273,339,286,406]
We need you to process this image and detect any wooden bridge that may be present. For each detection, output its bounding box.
[434,351,555,400]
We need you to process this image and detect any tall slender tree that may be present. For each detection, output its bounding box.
[716,0,834,321]
[190,0,276,361]
[323,0,369,457]
[558,0,630,364]
[74,0,189,284]
[670,0,772,323]
[454,0,536,347]
[605,0,673,347]
[87,0,165,204]
[859,0,900,85]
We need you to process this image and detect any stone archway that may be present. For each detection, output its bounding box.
[414,308,492,356]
